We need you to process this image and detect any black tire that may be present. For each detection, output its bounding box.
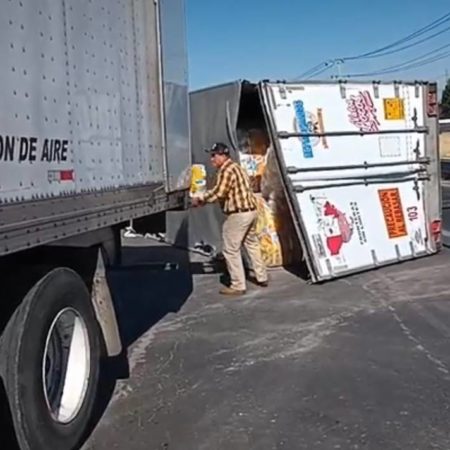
[2,268,101,450]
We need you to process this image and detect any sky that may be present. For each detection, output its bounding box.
[186,0,450,92]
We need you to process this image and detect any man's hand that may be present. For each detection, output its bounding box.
[191,196,204,208]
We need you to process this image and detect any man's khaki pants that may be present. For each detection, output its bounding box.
[222,211,267,291]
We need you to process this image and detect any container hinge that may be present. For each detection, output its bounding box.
[414,82,420,98]
[411,107,418,128]
[395,245,401,261]
[394,82,400,98]
[413,178,421,201]
[372,81,380,99]
[413,139,421,159]
[269,87,278,110]
[339,80,347,99]
[371,250,379,266]
[278,86,287,100]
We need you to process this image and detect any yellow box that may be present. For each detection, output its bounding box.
[383,98,405,120]
[189,164,206,197]
[255,195,283,267]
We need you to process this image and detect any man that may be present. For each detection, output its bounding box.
[192,143,268,296]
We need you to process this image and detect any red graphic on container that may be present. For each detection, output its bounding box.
[48,169,75,183]
[347,90,380,133]
[322,202,354,256]
[60,170,74,181]
[311,195,354,257]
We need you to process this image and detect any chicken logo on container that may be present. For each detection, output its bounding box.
[311,196,354,257]
[323,202,354,255]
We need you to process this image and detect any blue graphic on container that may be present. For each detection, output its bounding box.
[293,100,314,159]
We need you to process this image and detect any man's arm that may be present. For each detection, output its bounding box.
[203,168,233,203]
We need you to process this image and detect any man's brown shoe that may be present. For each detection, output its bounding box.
[219,286,246,296]
[248,276,269,287]
[256,280,269,288]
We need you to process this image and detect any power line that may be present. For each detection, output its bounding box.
[358,42,450,74]
[294,61,332,79]
[305,61,336,80]
[352,24,450,59]
[294,10,450,79]
[295,60,335,80]
[342,48,450,78]
[346,48,450,77]
[345,11,450,60]
[295,62,327,79]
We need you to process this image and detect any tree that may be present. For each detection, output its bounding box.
[441,79,450,119]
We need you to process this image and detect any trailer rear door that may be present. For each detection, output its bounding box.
[260,81,441,282]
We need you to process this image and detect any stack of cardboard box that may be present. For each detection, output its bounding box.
[239,129,301,268]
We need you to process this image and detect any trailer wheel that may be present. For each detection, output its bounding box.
[2,268,101,450]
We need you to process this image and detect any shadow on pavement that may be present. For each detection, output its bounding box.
[111,244,194,349]
[83,239,195,449]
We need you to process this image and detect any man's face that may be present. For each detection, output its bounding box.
[210,153,228,169]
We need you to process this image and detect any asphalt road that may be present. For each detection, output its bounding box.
[82,238,450,450]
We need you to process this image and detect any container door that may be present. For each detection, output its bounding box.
[260,81,438,282]
[158,0,191,191]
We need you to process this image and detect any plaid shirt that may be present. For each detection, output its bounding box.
[203,159,257,214]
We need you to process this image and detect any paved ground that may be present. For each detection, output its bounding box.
[83,237,450,450]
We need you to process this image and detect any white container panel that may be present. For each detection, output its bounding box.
[262,81,437,282]
[268,82,426,170]
[298,181,428,279]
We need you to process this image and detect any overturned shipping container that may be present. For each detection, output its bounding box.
[168,80,441,282]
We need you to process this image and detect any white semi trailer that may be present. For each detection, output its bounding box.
[0,1,190,449]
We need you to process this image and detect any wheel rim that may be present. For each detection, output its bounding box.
[42,308,91,424]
